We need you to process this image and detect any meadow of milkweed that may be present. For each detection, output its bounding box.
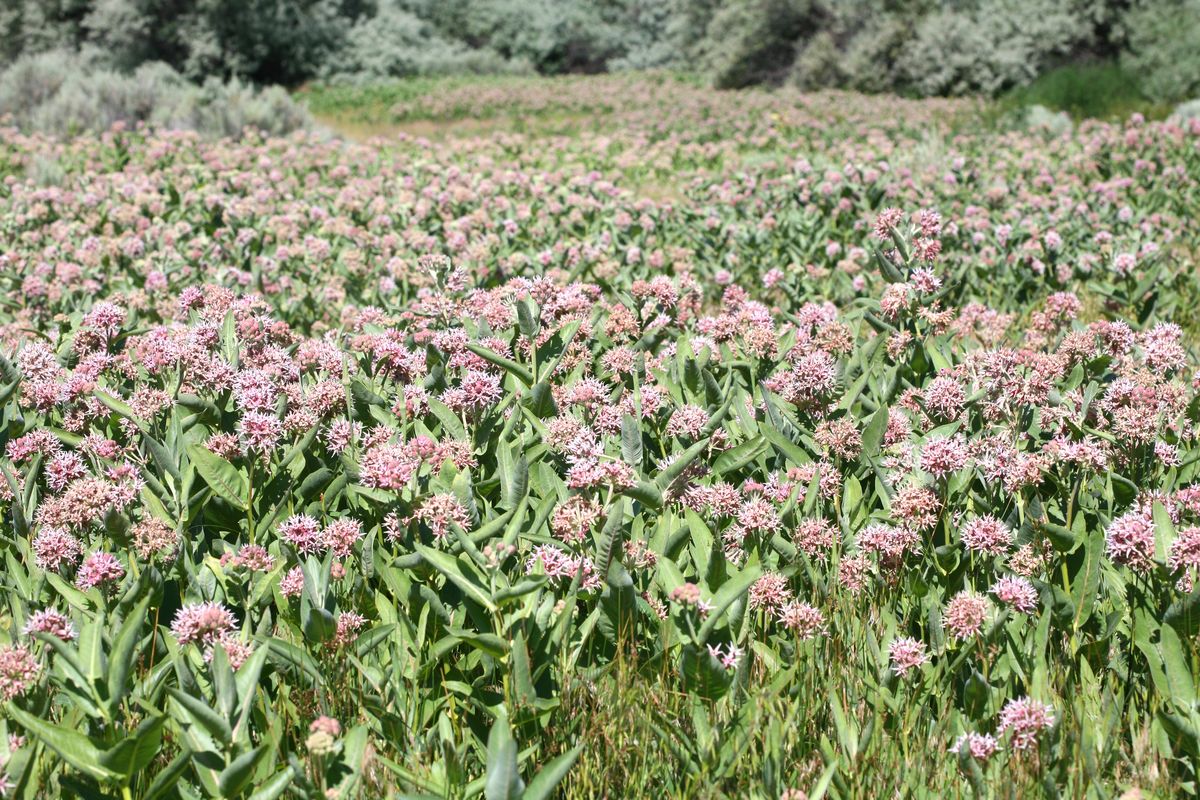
[0,74,1199,799]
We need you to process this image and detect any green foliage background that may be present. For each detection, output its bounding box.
[0,0,1197,103]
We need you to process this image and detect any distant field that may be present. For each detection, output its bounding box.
[301,67,1172,141]
[300,72,976,138]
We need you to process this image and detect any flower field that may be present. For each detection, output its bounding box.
[1,76,1200,798]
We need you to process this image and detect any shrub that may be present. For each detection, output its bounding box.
[326,1,519,80]
[2,0,357,86]
[835,15,910,93]
[1021,103,1074,135]
[897,0,1093,96]
[157,78,315,137]
[604,1,680,71]
[697,0,813,89]
[789,30,844,90]
[0,50,311,137]
[0,0,1194,100]
[1172,98,1200,123]
[411,0,626,75]
[0,49,74,113]
[1119,0,1200,104]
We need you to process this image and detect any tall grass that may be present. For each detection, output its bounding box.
[1001,63,1171,121]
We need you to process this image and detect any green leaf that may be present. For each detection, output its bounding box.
[499,445,529,509]
[416,544,497,612]
[246,767,295,800]
[210,645,237,721]
[621,415,643,470]
[168,688,233,747]
[655,558,686,596]
[99,715,165,781]
[1158,625,1196,712]
[594,498,626,578]
[428,398,468,441]
[233,647,270,743]
[654,438,709,491]
[522,745,583,800]
[809,759,839,800]
[696,565,762,645]
[1072,527,1103,631]
[7,705,120,784]
[510,631,537,708]
[679,643,730,701]
[350,377,388,408]
[354,624,398,659]
[30,632,92,705]
[446,629,508,658]
[760,423,813,467]
[517,299,540,340]
[860,406,888,458]
[218,745,268,797]
[622,480,663,510]
[79,612,106,689]
[1153,501,1175,566]
[467,343,533,386]
[524,382,557,418]
[0,463,28,538]
[712,436,766,476]
[140,484,175,527]
[1165,585,1200,639]
[302,601,337,645]
[598,561,636,644]
[143,750,192,800]
[186,444,248,510]
[94,390,142,427]
[957,745,987,799]
[493,577,547,605]
[484,715,525,800]
[107,595,150,714]
[261,636,324,685]
[331,725,370,796]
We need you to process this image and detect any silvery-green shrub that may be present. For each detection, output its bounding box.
[1119,0,1200,103]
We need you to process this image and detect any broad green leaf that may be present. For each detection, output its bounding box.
[143,750,192,800]
[510,630,537,707]
[621,415,643,470]
[1153,501,1175,566]
[416,544,497,612]
[1158,625,1196,711]
[99,715,165,781]
[186,444,247,510]
[697,565,762,644]
[246,767,295,800]
[169,688,233,747]
[712,435,767,476]
[467,342,534,386]
[860,406,888,458]
[522,745,583,800]
[218,745,268,797]
[1072,527,1103,631]
[484,715,524,800]
[655,438,710,490]
[107,595,150,714]
[499,445,529,509]
[7,706,120,784]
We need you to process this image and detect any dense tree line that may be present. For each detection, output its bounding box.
[0,0,1197,101]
